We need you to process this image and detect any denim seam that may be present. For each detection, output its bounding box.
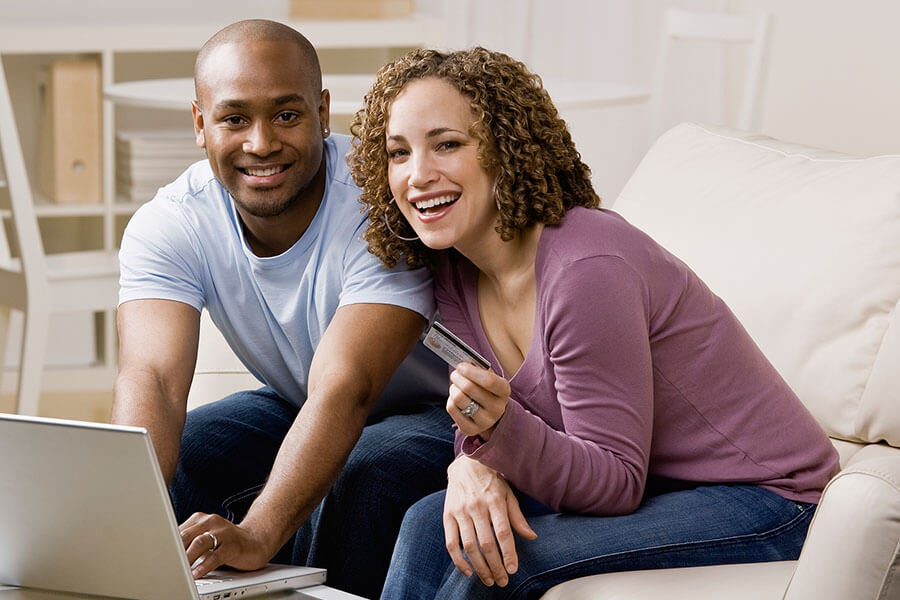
[509,502,814,597]
[221,484,265,522]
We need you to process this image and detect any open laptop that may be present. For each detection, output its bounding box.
[0,413,326,600]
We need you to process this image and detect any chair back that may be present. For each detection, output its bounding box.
[649,8,773,137]
[0,57,50,309]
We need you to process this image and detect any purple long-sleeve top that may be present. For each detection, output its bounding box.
[434,207,839,516]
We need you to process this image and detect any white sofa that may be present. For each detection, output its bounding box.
[542,122,900,599]
[191,123,900,599]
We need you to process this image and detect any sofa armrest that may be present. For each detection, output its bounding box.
[783,455,900,600]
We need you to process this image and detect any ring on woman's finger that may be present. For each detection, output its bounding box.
[203,531,220,551]
[460,400,480,419]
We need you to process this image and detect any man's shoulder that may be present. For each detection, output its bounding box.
[320,134,368,239]
[124,159,232,249]
[132,160,228,224]
[325,134,357,189]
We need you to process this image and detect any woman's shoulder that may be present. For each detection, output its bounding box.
[540,206,655,266]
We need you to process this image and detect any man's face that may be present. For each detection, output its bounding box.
[192,40,330,219]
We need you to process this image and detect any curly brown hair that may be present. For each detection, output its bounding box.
[349,46,601,269]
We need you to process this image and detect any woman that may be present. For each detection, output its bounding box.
[349,47,839,599]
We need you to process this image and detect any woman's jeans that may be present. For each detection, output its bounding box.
[381,480,816,600]
[170,387,455,600]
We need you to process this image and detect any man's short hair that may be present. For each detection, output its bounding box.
[194,19,322,103]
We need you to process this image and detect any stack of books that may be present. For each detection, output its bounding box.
[116,129,205,203]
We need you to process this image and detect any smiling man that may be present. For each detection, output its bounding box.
[111,20,454,599]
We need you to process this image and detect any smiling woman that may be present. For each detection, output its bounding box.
[383,78,497,257]
[349,47,599,270]
[349,47,839,600]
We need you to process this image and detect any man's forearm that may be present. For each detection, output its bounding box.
[112,371,187,483]
[237,377,372,556]
[233,303,425,558]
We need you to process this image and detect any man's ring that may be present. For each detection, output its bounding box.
[204,531,220,551]
[461,400,480,419]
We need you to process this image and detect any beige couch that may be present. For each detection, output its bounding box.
[191,123,900,599]
[542,123,900,599]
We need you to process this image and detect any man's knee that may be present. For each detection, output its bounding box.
[335,408,454,496]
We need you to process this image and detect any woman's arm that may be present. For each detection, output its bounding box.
[454,256,655,515]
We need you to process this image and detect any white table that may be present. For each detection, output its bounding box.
[541,78,649,110]
[106,74,376,116]
[0,584,365,599]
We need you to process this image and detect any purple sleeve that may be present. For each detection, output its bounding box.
[460,256,655,515]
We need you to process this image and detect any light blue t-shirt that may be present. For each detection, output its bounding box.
[119,134,446,410]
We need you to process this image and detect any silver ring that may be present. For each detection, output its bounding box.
[460,400,480,419]
[204,531,220,551]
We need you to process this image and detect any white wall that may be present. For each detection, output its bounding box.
[3,0,898,175]
[728,0,900,156]
[0,0,288,23]
[417,0,731,200]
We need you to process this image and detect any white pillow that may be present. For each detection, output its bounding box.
[613,123,900,446]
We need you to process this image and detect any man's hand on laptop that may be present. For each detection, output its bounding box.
[180,512,275,578]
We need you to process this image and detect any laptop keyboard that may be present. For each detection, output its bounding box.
[195,575,235,588]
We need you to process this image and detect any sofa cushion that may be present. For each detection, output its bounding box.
[613,123,900,447]
[541,561,796,600]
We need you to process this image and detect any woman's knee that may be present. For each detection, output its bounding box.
[397,491,446,549]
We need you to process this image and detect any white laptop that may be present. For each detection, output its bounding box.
[0,413,326,600]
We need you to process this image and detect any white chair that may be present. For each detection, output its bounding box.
[649,7,773,138]
[0,58,119,416]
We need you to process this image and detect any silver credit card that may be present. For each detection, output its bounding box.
[423,321,491,370]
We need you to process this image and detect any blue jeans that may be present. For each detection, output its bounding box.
[381,480,816,600]
[170,387,455,599]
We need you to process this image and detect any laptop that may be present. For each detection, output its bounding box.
[0,413,326,600]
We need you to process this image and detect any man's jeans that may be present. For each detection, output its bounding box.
[170,387,455,599]
[381,481,816,600]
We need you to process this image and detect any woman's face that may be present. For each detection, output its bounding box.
[385,77,496,254]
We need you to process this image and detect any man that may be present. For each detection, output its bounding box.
[112,19,453,598]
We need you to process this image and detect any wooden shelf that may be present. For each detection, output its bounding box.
[113,200,149,214]
[0,17,443,54]
[542,79,650,110]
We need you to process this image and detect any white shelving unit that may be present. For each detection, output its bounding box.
[0,17,444,395]
[1,17,444,246]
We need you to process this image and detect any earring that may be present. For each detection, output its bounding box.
[323,127,330,137]
[381,211,419,241]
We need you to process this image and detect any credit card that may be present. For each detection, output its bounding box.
[423,321,491,370]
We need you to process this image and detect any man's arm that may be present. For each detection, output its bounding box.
[180,302,425,576]
[111,299,200,483]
